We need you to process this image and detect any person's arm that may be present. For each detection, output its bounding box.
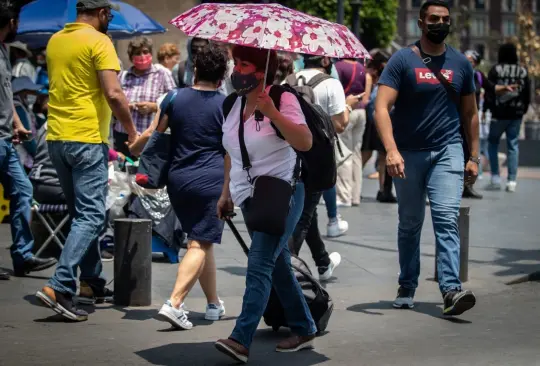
[257,92,312,151]
[362,72,373,106]
[461,93,480,159]
[216,153,234,219]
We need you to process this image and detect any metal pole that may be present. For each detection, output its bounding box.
[114,218,153,306]
[351,0,362,40]
[434,206,470,283]
[337,0,345,24]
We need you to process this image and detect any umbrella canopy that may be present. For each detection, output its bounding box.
[17,0,166,49]
[170,3,370,60]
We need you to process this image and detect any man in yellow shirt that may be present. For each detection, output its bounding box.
[36,0,138,322]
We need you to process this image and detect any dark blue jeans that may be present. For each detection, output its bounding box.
[0,139,34,268]
[231,183,317,349]
[394,143,464,295]
[46,141,108,295]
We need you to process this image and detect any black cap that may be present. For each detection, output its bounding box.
[76,0,120,11]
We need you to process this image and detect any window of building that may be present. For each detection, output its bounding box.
[471,18,487,37]
[408,18,422,37]
[474,0,485,9]
[502,0,517,12]
[502,19,517,36]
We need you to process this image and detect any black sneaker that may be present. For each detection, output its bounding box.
[36,286,88,322]
[443,289,476,316]
[393,287,415,309]
[77,281,114,304]
[462,184,483,199]
[0,269,9,280]
[376,191,398,203]
[100,249,114,262]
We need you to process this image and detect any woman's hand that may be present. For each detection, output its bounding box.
[216,194,234,220]
[135,102,157,115]
[256,92,279,120]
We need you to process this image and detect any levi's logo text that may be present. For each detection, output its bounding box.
[415,68,454,84]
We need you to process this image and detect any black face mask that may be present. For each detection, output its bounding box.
[4,23,17,43]
[231,71,260,96]
[425,23,450,44]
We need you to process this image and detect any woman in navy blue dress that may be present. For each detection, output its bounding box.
[133,45,229,330]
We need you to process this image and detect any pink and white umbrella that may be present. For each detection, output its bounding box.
[170,3,370,60]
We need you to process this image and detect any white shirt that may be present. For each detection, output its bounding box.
[223,89,306,206]
[295,69,346,116]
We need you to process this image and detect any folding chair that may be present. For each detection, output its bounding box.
[32,202,70,258]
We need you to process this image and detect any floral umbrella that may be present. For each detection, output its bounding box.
[170,3,370,60]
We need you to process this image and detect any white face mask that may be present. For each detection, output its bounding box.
[26,94,37,107]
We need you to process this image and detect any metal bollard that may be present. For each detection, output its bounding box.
[114,218,152,306]
[434,206,470,283]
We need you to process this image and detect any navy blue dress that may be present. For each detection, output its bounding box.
[166,88,226,244]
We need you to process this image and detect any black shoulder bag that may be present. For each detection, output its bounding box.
[410,44,470,162]
[238,93,301,237]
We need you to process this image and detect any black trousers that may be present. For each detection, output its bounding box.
[289,189,331,268]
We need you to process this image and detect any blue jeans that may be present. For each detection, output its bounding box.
[231,183,317,349]
[0,139,34,267]
[394,143,464,295]
[488,119,521,181]
[322,186,337,219]
[46,142,108,295]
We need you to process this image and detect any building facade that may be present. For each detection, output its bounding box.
[397,0,540,61]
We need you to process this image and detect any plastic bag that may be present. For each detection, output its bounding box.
[106,168,132,220]
[129,175,171,223]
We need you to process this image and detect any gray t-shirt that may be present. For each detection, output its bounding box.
[0,44,13,140]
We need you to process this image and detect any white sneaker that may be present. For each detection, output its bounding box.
[319,252,341,281]
[327,216,348,237]
[336,200,352,208]
[485,175,502,191]
[156,300,193,330]
[506,181,517,192]
[205,299,225,321]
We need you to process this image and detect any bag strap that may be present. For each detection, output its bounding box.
[157,89,179,123]
[307,72,333,90]
[343,62,358,94]
[237,96,252,183]
[410,44,460,107]
[222,92,239,120]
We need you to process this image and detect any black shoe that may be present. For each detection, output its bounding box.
[376,191,398,203]
[77,281,114,304]
[100,249,114,262]
[36,286,88,321]
[462,184,483,199]
[443,289,476,316]
[13,256,57,277]
[0,269,10,280]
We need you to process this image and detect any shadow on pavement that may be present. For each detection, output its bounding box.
[493,248,540,278]
[136,341,329,366]
[346,300,472,324]
[219,266,246,277]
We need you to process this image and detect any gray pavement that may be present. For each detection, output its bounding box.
[1,176,539,365]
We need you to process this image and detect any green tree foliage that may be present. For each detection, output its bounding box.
[279,0,398,50]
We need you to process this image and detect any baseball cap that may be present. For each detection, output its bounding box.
[76,0,120,11]
[11,76,44,94]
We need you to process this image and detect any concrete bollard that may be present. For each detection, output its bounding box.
[114,218,152,306]
[434,206,470,283]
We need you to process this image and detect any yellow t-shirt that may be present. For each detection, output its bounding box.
[46,23,120,144]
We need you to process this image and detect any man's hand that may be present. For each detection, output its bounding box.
[464,160,479,186]
[495,84,518,95]
[135,102,157,115]
[13,126,32,145]
[216,193,234,220]
[345,93,364,109]
[386,149,405,179]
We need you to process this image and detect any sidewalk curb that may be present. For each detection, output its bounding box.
[505,270,540,285]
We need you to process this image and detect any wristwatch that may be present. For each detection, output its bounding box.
[469,156,481,164]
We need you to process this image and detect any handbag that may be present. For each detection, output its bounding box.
[135,89,178,189]
[237,95,300,236]
[410,44,470,162]
[334,135,352,167]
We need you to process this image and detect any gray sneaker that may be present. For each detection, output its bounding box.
[393,287,415,309]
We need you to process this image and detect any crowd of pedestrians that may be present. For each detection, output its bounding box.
[0,0,532,363]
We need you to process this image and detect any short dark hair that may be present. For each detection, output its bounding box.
[498,43,519,64]
[127,37,154,58]
[232,45,278,86]
[274,53,294,85]
[194,44,229,84]
[420,0,450,20]
[0,1,20,29]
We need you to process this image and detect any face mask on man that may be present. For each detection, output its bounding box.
[424,22,450,44]
[4,21,18,43]
[132,54,153,71]
[231,71,260,96]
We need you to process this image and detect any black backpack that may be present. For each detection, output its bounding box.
[223,73,338,192]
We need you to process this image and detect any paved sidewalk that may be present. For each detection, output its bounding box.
[0,178,539,365]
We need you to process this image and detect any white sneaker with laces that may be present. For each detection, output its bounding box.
[327,216,348,237]
[319,252,341,281]
[506,181,517,192]
[485,175,502,191]
[205,299,225,320]
[156,300,193,330]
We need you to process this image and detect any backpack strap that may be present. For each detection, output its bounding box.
[307,73,333,90]
[157,88,179,123]
[222,92,239,120]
